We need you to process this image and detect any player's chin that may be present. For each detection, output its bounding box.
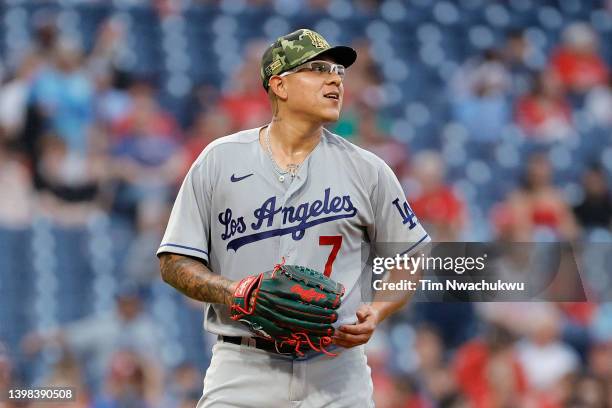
[318,109,341,123]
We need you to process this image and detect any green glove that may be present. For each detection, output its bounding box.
[230,262,345,356]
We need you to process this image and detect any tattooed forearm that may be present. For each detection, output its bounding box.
[159,253,236,305]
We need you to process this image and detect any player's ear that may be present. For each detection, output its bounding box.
[268,76,288,101]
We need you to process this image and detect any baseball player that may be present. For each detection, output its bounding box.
[157,28,430,407]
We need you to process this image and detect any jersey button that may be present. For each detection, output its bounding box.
[278,175,285,182]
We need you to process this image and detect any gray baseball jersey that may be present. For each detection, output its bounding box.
[157,125,430,338]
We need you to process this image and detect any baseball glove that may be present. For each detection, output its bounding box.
[230,260,345,356]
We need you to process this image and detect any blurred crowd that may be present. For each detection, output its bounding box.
[1,1,612,407]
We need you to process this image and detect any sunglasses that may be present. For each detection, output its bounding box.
[278,60,346,78]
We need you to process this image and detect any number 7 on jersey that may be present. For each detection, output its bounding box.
[319,235,343,277]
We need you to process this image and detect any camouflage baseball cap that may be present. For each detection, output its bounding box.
[261,28,357,91]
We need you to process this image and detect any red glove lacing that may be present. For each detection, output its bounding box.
[271,257,286,276]
[277,332,337,357]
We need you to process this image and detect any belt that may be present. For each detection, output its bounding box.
[218,335,332,359]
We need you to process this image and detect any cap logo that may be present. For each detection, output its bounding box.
[266,58,283,76]
[303,30,329,49]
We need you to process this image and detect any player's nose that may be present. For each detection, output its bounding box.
[325,72,343,87]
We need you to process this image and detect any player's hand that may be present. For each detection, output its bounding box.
[332,304,379,348]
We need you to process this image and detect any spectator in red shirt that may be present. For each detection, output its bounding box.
[182,108,231,176]
[409,151,466,240]
[112,80,179,142]
[515,70,574,141]
[218,41,270,131]
[494,153,578,240]
[454,324,528,408]
[549,22,609,94]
